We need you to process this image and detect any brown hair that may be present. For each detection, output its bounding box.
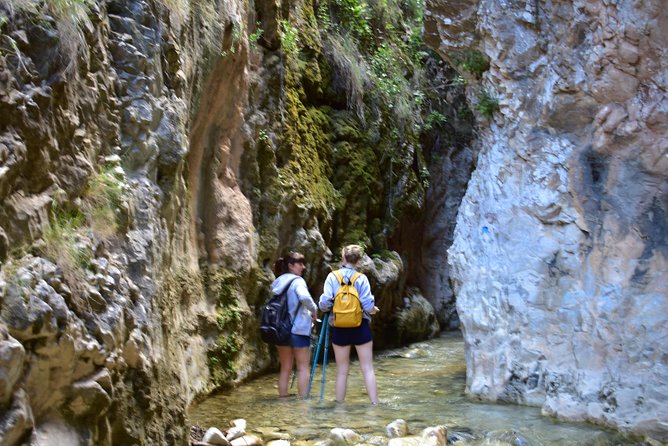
[273,252,306,275]
[341,244,363,265]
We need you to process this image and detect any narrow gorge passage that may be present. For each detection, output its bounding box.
[0,0,665,444]
[189,334,641,446]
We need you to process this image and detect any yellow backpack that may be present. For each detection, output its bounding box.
[332,270,363,328]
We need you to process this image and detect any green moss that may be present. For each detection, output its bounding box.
[277,89,339,216]
[202,266,245,386]
[247,0,446,259]
[207,333,240,385]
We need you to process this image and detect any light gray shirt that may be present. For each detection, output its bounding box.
[271,273,318,336]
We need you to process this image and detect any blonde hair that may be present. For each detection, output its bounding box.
[341,244,363,265]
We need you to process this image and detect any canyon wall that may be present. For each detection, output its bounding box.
[425,0,667,441]
[0,0,454,442]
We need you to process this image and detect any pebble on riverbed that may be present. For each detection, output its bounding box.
[190,418,451,446]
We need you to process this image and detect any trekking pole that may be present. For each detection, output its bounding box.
[319,318,330,400]
[306,313,329,399]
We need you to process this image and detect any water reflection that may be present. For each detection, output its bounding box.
[189,333,641,445]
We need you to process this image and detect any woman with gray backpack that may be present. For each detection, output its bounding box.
[318,244,380,405]
[270,252,318,398]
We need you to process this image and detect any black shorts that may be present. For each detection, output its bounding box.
[331,319,372,346]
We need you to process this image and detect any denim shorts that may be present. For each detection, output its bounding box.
[290,333,311,348]
[331,319,372,346]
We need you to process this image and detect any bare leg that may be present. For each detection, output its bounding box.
[294,347,311,398]
[333,344,351,402]
[355,341,378,404]
[277,345,294,397]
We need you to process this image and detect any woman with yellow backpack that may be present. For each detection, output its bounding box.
[318,244,380,405]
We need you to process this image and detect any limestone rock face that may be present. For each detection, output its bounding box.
[0,0,450,440]
[426,0,668,441]
[0,0,252,442]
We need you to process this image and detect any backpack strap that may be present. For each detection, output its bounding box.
[334,269,360,285]
[333,270,345,285]
[285,277,301,322]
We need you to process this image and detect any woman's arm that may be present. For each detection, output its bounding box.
[356,274,376,312]
[295,278,318,313]
[318,273,336,311]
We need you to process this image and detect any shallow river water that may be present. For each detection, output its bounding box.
[189,332,644,445]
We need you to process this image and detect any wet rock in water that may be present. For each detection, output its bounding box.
[401,348,432,359]
[258,429,290,442]
[329,428,362,446]
[447,429,476,445]
[387,436,423,446]
[266,440,290,446]
[386,419,409,438]
[420,426,447,446]
[230,434,263,446]
[395,292,440,343]
[231,419,247,430]
[365,435,388,445]
[203,427,230,446]
[312,439,334,446]
[484,430,534,446]
[227,426,246,441]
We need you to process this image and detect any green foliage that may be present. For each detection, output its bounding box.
[83,165,125,238]
[456,51,490,78]
[280,20,299,56]
[317,2,331,30]
[476,89,499,118]
[452,74,468,86]
[255,0,448,257]
[324,32,369,121]
[408,27,428,64]
[400,0,424,21]
[368,41,426,128]
[370,43,402,98]
[331,0,371,40]
[42,207,91,282]
[249,22,263,50]
[422,111,446,131]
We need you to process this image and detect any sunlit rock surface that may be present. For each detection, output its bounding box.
[426,0,668,440]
